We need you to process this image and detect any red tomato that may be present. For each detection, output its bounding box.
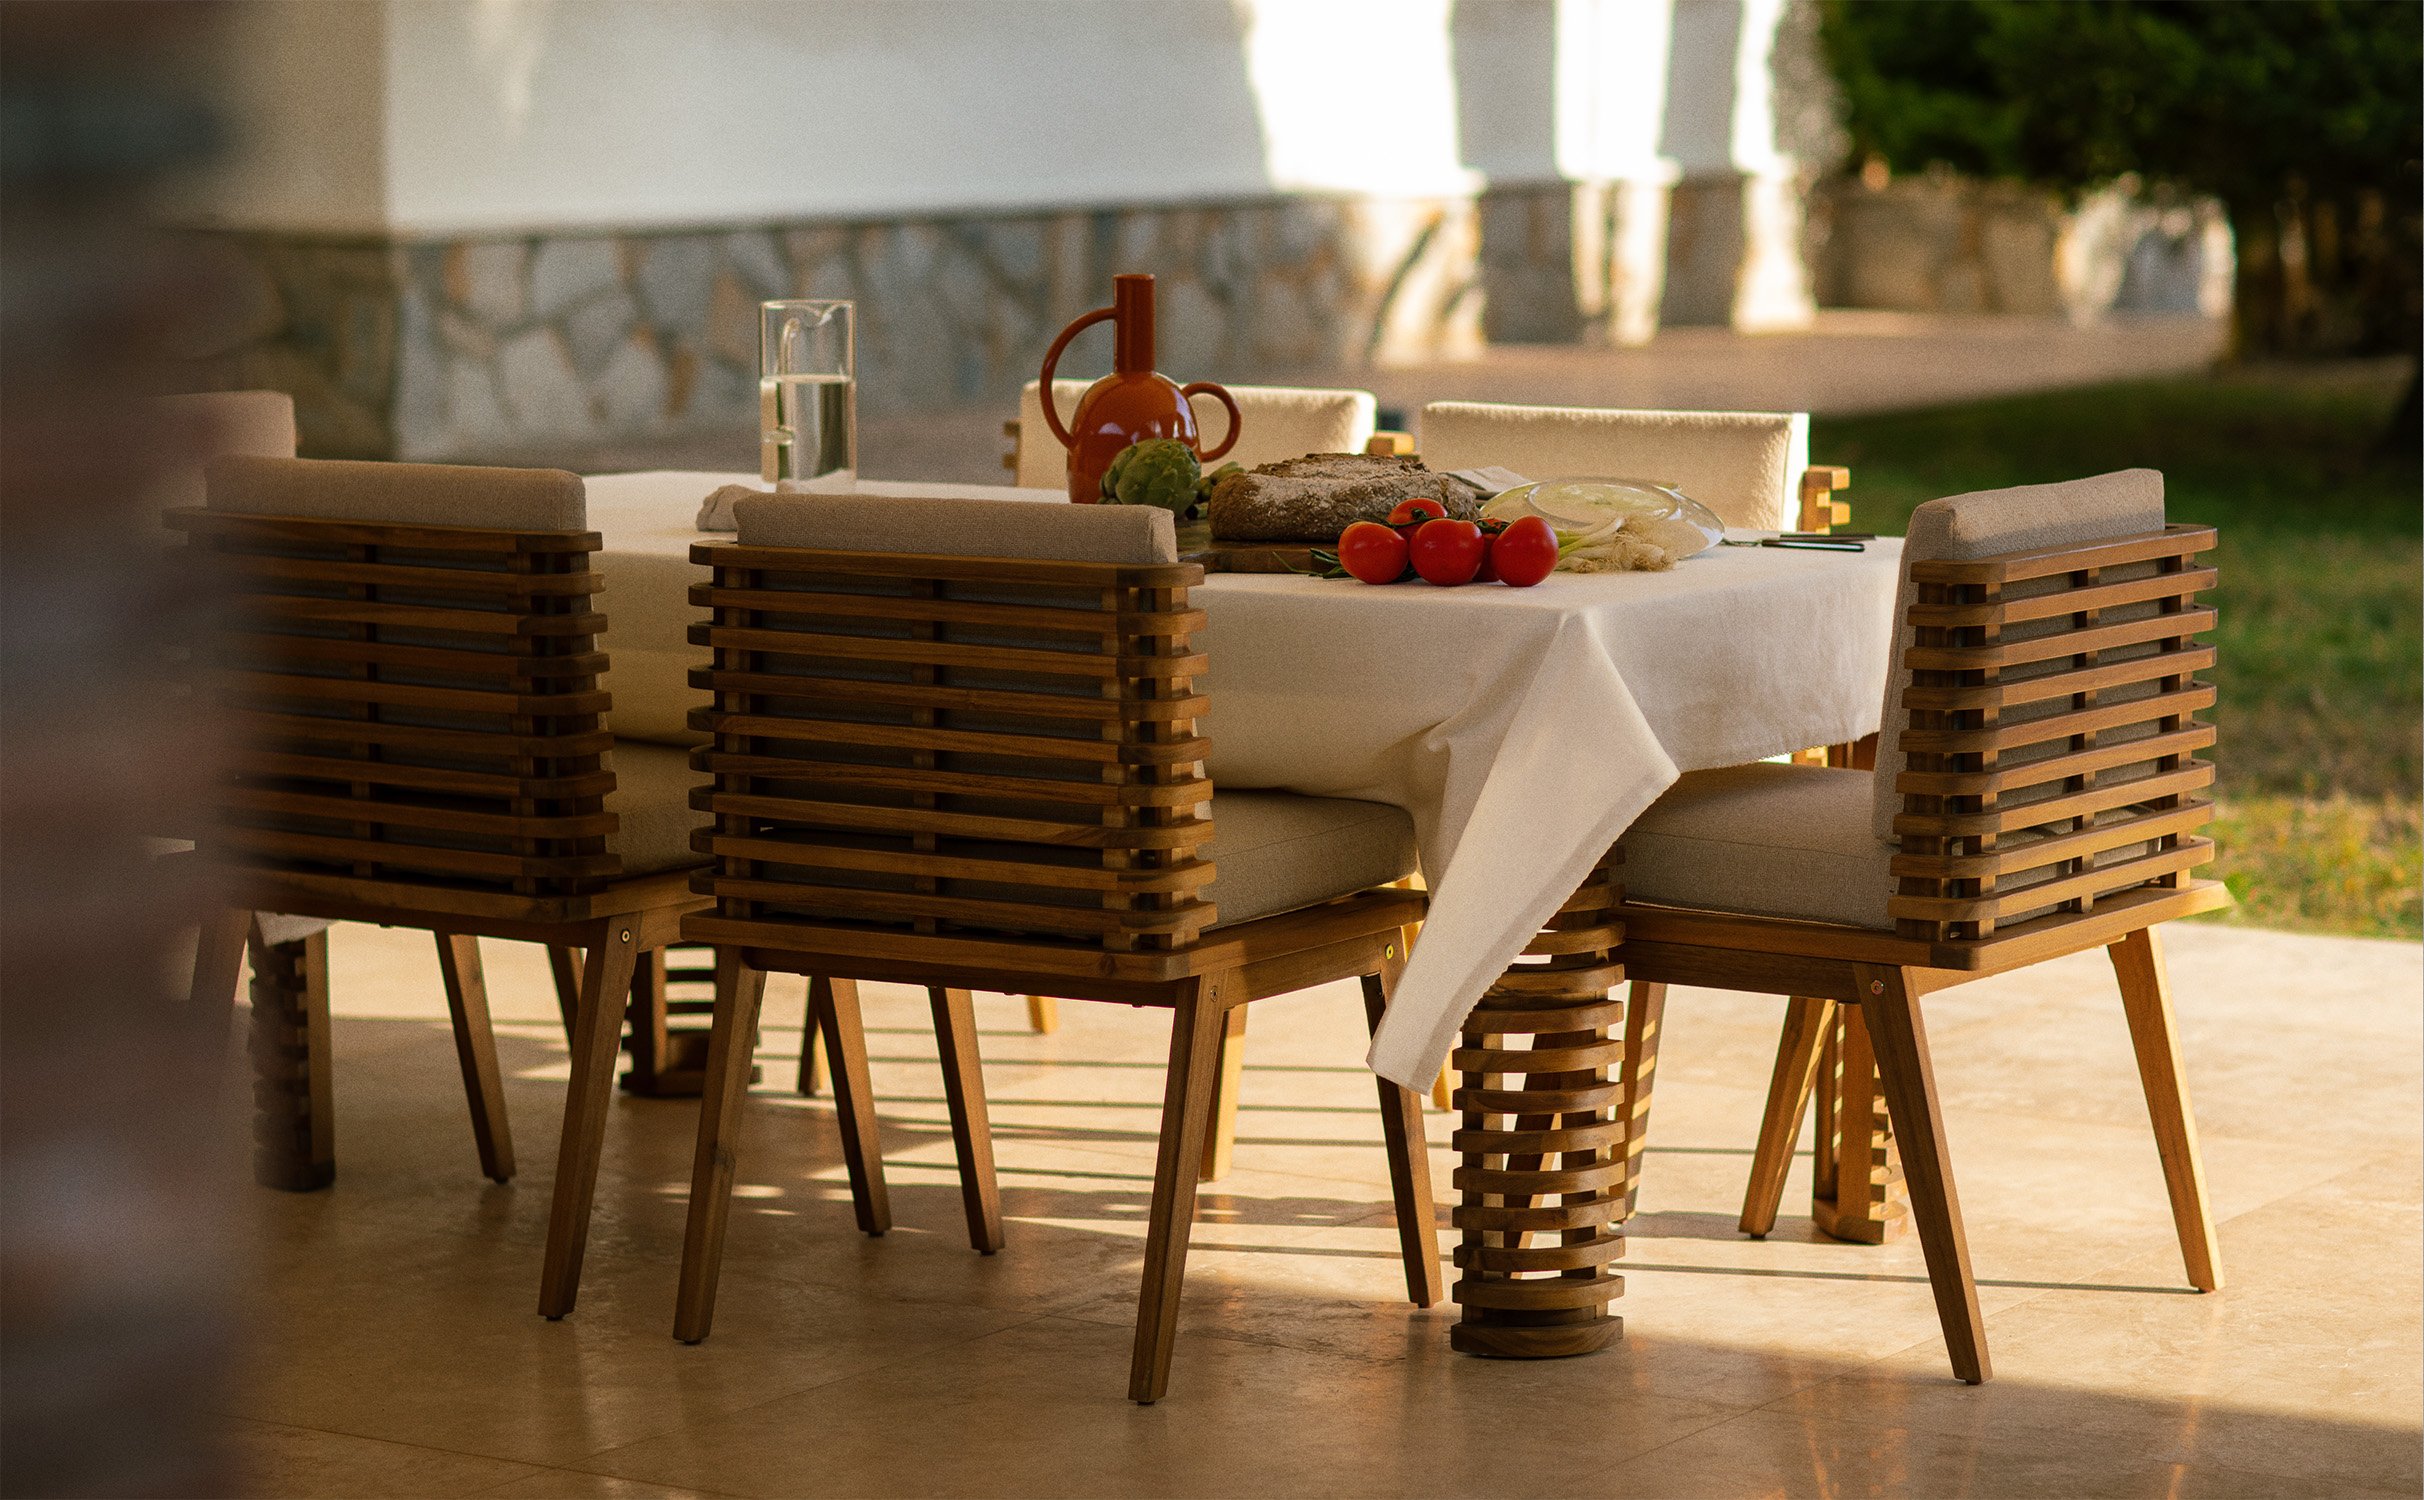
[1336,520,1410,584]
[1386,496,1448,529]
[1491,515,1559,587]
[1473,519,1506,582]
[1409,517,1486,585]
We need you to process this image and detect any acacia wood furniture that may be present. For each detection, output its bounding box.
[171,455,714,1320]
[1450,848,1631,1356]
[667,495,1442,1404]
[1613,481,2225,1381]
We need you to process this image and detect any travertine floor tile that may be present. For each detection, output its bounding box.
[220,920,2422,1498]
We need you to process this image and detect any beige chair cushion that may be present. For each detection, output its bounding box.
[733,491,1176,564]
[1017,380,1379,490]
[206,455,587,531]
[1621,763,1892,929]
[1417,402,1811,531]
[605,742,708,876]
[150,392,297,519]
[1204,791,1417,928]
[1870,469,2166,841]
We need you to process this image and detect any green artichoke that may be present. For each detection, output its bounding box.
[1102,438,1203,515]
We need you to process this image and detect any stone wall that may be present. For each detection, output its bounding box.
[184,190,1589,462]
[1810,172,2234,324]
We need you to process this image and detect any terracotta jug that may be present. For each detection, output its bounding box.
[1036,273,1239,503]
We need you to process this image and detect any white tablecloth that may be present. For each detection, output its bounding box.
[582,471,1901,1089]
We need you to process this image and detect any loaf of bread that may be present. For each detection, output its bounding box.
[1206,454,1486,541]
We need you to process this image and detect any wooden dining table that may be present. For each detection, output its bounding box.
[248,467,1907,1358]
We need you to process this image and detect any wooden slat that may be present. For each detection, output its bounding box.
[695,832,1215,895]
[690,582,1202,635]
[692,541,1202,590]
[1906,524,2215,585]
[707,711,1207,766]
[169,507,601,554]
[1901,644,2213,711]
[684,668,1206,723]
[691,756,1213,810]
[691,623,1206,681]
[1890,803,2214,881]
[1904,564,2216,627]
[1902,605,2216,672]
[1894,688,2214,756]
[216,552,604,597]
[1896,762,2215,837]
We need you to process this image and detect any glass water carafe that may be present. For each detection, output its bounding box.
[760,299,855,488]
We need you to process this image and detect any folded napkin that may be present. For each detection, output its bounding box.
[697,483,769,532]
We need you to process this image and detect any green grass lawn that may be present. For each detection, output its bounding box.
[1813,360,2422,939]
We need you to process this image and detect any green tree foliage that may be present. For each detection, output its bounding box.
[1821,1,2422,367]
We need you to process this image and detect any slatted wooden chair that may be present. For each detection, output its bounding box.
[1611,469,2226,1382]
[171,455,714,1319]
[670,494,1442,1404]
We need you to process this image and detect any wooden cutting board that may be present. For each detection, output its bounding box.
[1175,520,1332,575]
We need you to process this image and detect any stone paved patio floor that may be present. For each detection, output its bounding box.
[220,918,2419,1498]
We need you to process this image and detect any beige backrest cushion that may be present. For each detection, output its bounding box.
[733,492,1177,565]
[150,392,297,519]
[1017,380,1378,489]
[205,455,587,531]
[1417,402,1810,531]
[1871,468,2167,842]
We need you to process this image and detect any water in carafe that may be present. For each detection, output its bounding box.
[760,372,855,487]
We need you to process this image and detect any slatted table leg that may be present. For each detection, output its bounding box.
[1448,851,1627,1359]
[248,926,334,1192]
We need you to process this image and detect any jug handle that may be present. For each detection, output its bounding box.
[1035,306,1114,450]
[1182,381,1241,461]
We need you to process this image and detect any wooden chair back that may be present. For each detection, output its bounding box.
[1886,521,2219,945]
[687,495,1213,975]
[172,456,616,919]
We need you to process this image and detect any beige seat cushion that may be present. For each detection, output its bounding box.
[206,455,586,531]
[1417,402,1810,531]
[1620,762,1892,929]
[1017,380,1379,490]
[150,391,297,521]
[733,491,1176,564]
[605,742,709,876]
[1204,791,1417,928]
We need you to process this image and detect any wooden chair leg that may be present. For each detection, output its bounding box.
[1619,981,1667,1218]
[1024,994,1060,1034]
[537,924,640,1320]
[433,934,515,1184]
[621,948,672,1094]
[1856,965,1988,1384]
[796,999,829,1097]
[1199,1007,1247,1182]
[674,950,769,1344]
[2108,926,2223,1292]
[545,945,581,1037]
[1131,977,1234,1404]
[247,924,334,1192]
[812,975,891,1236]
[189,906,252,1042]
[1740,996,1834,1237]
[927,986,1005,1254]
[1362,930,1443,1307]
